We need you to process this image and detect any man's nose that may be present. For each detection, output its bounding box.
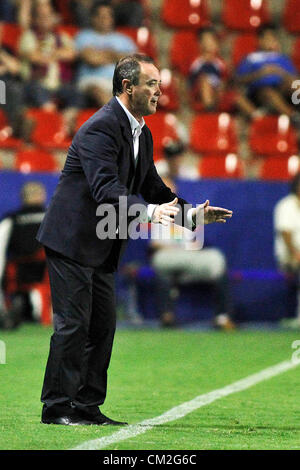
[155,85,162,96]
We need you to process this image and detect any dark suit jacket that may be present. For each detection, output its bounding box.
[37,97,190,268]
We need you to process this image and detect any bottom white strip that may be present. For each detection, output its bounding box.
[73,359,299,450]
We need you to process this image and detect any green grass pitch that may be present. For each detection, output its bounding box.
[0,324,300,450]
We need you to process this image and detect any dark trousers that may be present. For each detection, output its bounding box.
[41,248,116,418]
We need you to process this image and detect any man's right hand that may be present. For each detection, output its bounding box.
[152,197,179,226]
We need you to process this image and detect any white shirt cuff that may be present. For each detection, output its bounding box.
[187,207,195,230]
[147,205,195,229]
[147,204,157,222]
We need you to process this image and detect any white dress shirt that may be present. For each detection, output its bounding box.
[116,97,194,229]
[116,97,156,220]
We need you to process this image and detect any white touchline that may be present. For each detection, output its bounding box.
[72,359,300,450]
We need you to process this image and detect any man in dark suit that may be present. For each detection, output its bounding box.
[37,54,232,426]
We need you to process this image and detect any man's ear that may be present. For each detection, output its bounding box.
[122,79,133,95]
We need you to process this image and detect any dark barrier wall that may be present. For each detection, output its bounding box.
[0,171,293,322]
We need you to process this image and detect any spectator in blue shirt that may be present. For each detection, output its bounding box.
[70,0,146,29]
[236,24,300,127]
[75,1,137,106]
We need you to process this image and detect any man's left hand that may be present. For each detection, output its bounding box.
[192,200,233,226]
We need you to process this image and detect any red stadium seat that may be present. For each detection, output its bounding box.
[153,150,164,163]
[25,109,72,150]
[190,113,238,154]
[249,115,298,156]
[75,109,98,131]
[161,0,210,29]
[117,27,157,60]
[15,148,58,173]
[222,0,270,32]
[144,112,179,154]
[0,22,23,54]
[158,69,180,112]
[232,33,258,67]
[0,110,23,150]
[283,0,300,33]
[170,30,199,75]
[260,155,300,180]
[199,153,244,178]
[292,37,300,73]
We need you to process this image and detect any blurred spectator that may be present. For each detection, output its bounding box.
[70,0,146,29]
[122,175,235,329]
[75,1,137,106]
[150,176,235,329]
[274,173,300,328]
[0,37,24,137]
[163,141,186,179]
[0,0,56,28]
[189,27,259,118]
[236,24,300,127]
[0,182,51,330]
[70,0,94,28]
[19,1,83,135]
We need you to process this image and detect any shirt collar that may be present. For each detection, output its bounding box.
[116,96,145,136]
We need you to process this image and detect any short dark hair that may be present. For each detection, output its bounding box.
[90,0,112,18]
[163,141,185,159]
[197,26,217,40]
[291,172,300,194]
[257,23,277,38]
[112,54,155,96]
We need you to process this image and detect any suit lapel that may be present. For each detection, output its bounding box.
[132,130,147,191]
[109,97,149,192]
[109,97,135,169]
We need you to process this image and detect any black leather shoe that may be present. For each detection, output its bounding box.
[91,413,128,426]
[41,415,94,425]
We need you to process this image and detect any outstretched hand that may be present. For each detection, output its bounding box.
[193,200,233,226]
[152,197,179,226]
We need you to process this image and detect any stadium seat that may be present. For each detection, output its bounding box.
[260,155,300,181]
[161,0,210,29]
[0,110,23,150]
[190,113,238,154]
[24,109,72,150]
[144,112,179,154]
[222,0,270,32]
[231,33,258,67]
[283,0,300,33]
[0,22,23,54]
[170,30,199,75]
[75,109,98,131]
[292,37,300,73]
[117,27,157,60]
[199,153,244,178]
[249,115,298,156]
[15,148,58,173]
[158,69,180,112]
